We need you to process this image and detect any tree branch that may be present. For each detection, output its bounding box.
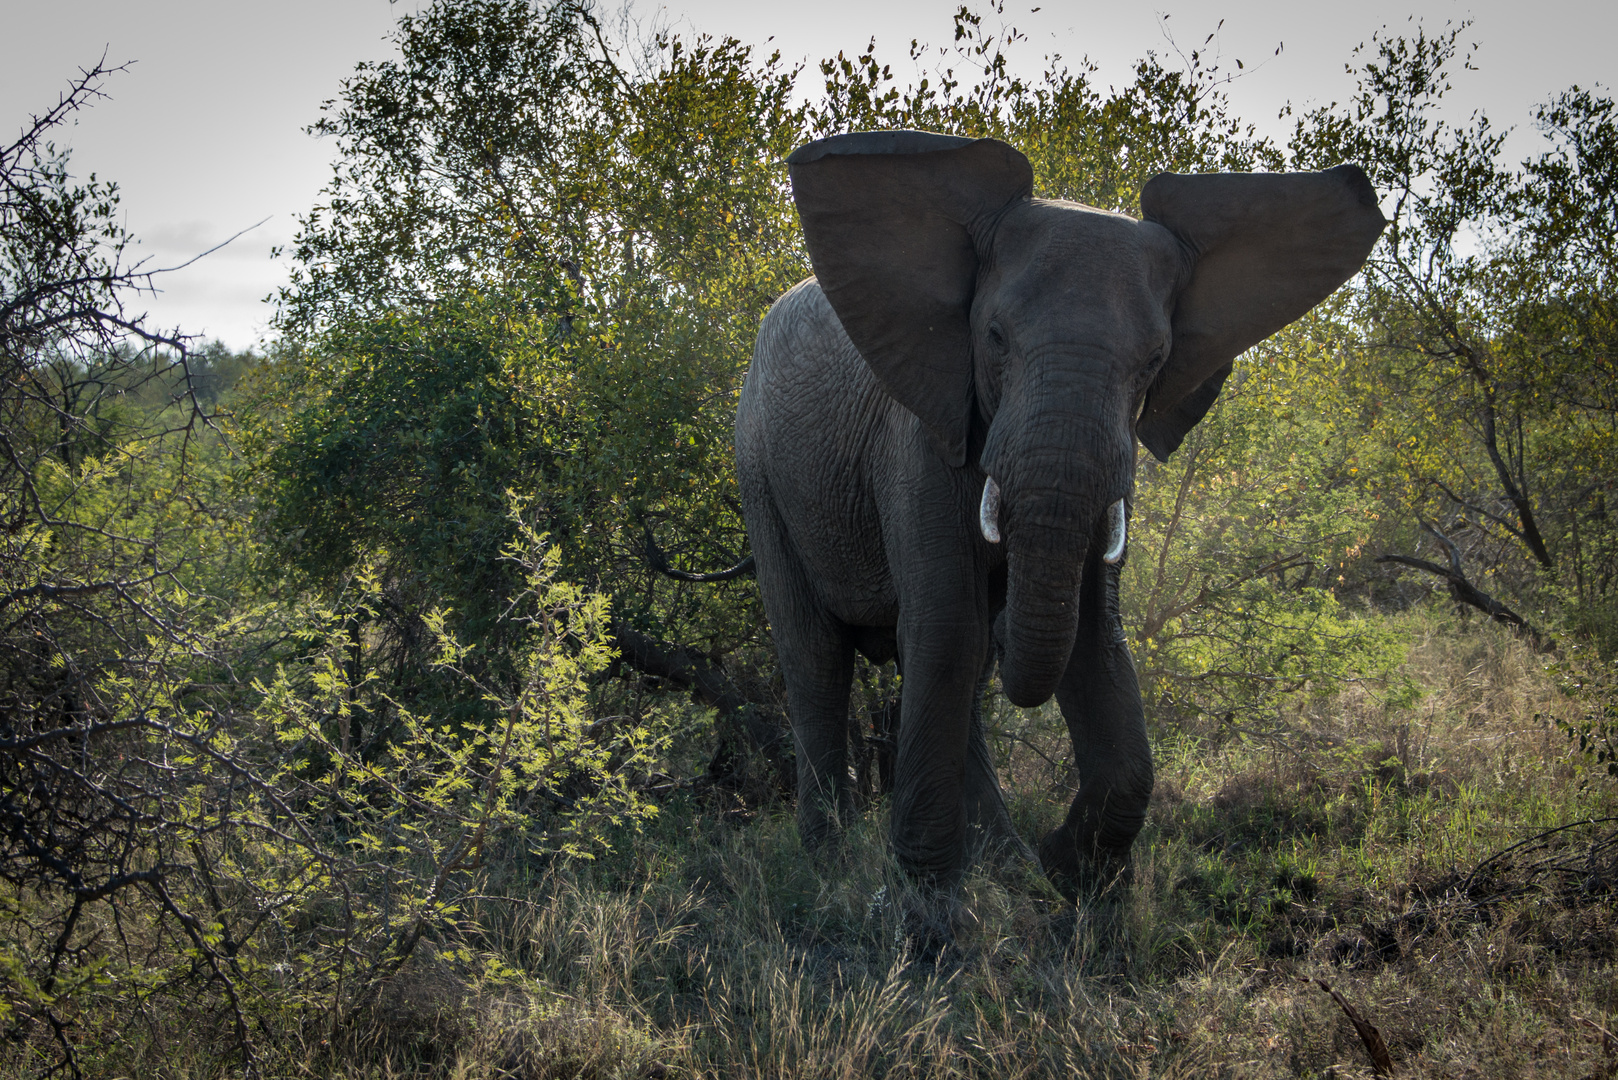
[611,620,790,788]
[641,521,755,582]
[1376,540,1552,651]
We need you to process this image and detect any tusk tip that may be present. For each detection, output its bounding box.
[979,475,1002,544]
[1102,498,1127,564]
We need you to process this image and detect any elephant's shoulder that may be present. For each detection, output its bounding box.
[756,278,859,366]
[764,277,839,332]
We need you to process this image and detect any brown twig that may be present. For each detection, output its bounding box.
[1316,978,1395,1076]
[1574,1015,1618,1080]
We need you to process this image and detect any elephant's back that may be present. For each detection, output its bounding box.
[741,279,870,405]
[736,278,899,624]
[737,278,887,472]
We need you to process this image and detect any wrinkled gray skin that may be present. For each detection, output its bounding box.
[736,131,1384,903]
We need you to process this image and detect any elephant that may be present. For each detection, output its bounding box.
[734,130,1384,906]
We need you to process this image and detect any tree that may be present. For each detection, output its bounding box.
[1286,26,1618,649]
[1497,88,1618,642]
[804,8,1279,208]
[1123,308,1413,729]
[0,59,264,1075]
[1,54,213,641]
[249,0,810,798]
[265,0,802,606]
[1,55,687,1072]
[0,52,227,911]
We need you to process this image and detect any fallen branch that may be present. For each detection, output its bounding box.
[1460,816,1618,899]
[1574,1015,1618,1080]
[1376,523,1552,652]
[611,621,791,791]
[1315,978,1395,1076]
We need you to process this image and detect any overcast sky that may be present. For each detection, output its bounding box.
[5,0,1613,351]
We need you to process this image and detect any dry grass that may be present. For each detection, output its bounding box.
[30,614,1618,1078]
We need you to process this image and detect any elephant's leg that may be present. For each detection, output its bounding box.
[781,622,856,849]
[1039,552,1153,903]
[963,656,1035,865]
[744,497,856,850]
[890,619,993,889]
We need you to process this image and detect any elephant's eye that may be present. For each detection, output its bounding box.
[986,321,1008,351]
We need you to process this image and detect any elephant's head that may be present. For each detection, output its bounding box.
[787,131,1384,706]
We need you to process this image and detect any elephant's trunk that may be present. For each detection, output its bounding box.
[997,496,1126,706]
[1000,519,1087,707]
[981,361,1135,706]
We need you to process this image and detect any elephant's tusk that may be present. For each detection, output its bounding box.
[1102,498,1127,564]
[979,476,1002,543]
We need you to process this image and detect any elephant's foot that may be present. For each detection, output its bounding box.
[1038,823,1134,905]
[962,712,1037,870]
[963,787,1036,871]
[892,883,963,968]
[903,907,960,968]
[966,820,1037,873]
[795,799,850,858]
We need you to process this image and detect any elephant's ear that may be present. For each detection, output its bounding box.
[1136,165,1385,461]
[788,131,1033,466]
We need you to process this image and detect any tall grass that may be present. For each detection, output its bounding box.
[16,613,1617,1078]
